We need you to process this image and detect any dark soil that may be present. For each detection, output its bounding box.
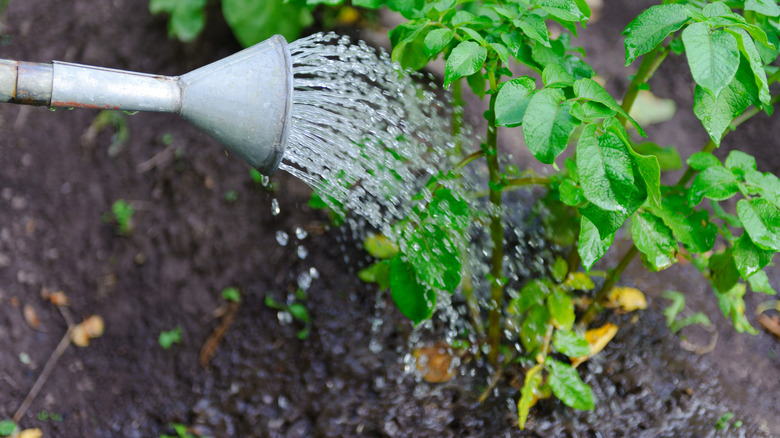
[0,1,778,437]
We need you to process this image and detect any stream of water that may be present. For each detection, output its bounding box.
[282,32,462,238]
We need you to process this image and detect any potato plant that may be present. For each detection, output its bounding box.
[149,0,780,428]
[344,0,780,428]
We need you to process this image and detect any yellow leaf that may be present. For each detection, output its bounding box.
[572,322,618,367]
[71,315,105,347]
[363,233,398,259]
[413,343,457,383]
[19,428,43,438]
[628,90,676,126]
[607,286,647,312]
[563,272,595,291]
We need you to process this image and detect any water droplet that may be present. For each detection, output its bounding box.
[295,227,308,239]
[297,245,308,259]
[276,230,289,246]
[270,198,280,216]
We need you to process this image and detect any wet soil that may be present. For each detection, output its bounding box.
[0,1,779,437]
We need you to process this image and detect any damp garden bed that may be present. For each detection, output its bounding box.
[0,0,779,437]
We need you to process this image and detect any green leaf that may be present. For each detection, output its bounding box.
[429,187,470,230]
[537,0,588,24]
[221,287,241,303]
[547,288,575,330]
[444,41,487,87]
[547,358,595,410]
[353,0,385,7]
[688,166,740,205]
[747,269,777,294]
[661,290,686,328]
[744,169,780,208]
[364,233,399,259]
[518,364,543,430]
[489,42,510,64]
[632,211,677,271]
[737,198,780,251]
[709,250,740,293]
[495,77,536,127]
[389,255,435,324]
[222,0,311,47]
[423,28,455,58]
[632,142,682,171]
[733,232,774,279]
[576,125,647,212]
[459,26,487,45]
[158,325,182,350]
[570,101,616,122]
[725,150,757,177]
[622,4,690,66]
[745,0,780,17]
[578,214,614,271]
[542,64,575,88]
[466,72,486,98]
[579,202,631,242]
[450,10,477,26]
[358,260,391,289]
[552,256,568,283]
[521,305,551,352]
[714,282,757,334]
[682,22,740,98]
[522,89,579,164]
[728,28,771,106]
[0,420,16,436]
[553,329,590,357]
[288,302,310,324]
[687,151,722,170]
[712,199,742,228]
[391,22,434,70]
[693,57,760,145]
[516,13,551,47]
[574,78,645,135]
[510,279,550,315]
[649,194,717,253]
[558,178,584,206]
[408,223,461,291]
[629,148,662,209]
[386,0,425,19]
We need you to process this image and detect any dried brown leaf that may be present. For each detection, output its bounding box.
[23,304,41,330]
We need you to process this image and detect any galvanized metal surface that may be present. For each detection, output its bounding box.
[0,35,292,175]
[51,63,180,112]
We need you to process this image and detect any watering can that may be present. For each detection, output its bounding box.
[0,35,292,175]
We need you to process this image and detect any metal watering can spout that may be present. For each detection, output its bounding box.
[0,35,292,175]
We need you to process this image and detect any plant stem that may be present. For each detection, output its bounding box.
[452,78,464,157]
[581,246,639,325]
[619,44,670,124]
[485,70,505,367]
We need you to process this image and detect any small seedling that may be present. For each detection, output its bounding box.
[36,409,63,422]
[223,190,239,203]
[103,199,135,235]
[160,423,198,438]
[148,0,206,43]
[265,292,311,340]
[221,287,241,303]
[715,412,742,430]
[162,132,174,146]
[159,325,183,350]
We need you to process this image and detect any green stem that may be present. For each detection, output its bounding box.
[485,70,505,368]
[452,78,464,157]
[456,150,485,171]
[580,246,639,325]
[620,44,670,124]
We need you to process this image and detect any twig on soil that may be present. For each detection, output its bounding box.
[477,366,504,403]
[679,323,718,355]
[136,143,177,173]
[13,304,75,423]
[758,314,780,340]
[200,300,240,367]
